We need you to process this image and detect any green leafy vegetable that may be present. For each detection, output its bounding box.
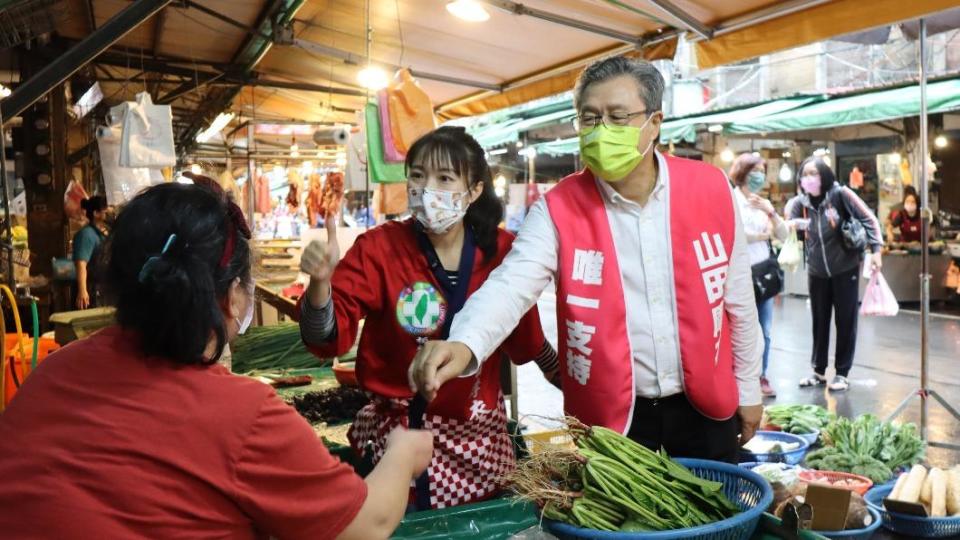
[805,414,925,484]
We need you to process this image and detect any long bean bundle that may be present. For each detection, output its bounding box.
[231,323,324,373]
[507,418,740,532]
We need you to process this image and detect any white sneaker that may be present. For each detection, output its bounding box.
[828,375,850,392]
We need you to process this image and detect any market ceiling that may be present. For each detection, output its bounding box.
[39,0,960,154]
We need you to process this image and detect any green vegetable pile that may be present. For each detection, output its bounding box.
[231,323,324,373]
[764,404,834,434]
[805,414,925,484]
[507,419,740,532]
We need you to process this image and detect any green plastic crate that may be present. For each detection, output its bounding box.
[392,498,538,540]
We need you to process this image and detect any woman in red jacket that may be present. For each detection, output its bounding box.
[0,180,432,540]
[299,126,557,510]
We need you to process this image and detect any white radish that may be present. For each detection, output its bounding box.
[890,473,909,500]
[946,466,960,516]
[930,467,947,517]
[921,468,939,504]
[900,465,928,504]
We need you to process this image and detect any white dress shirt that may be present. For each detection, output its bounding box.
[451,151,763,406]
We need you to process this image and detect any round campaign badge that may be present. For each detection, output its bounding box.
[396,282,447,336]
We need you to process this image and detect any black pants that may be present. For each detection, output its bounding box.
[808,267,860,378]
[626,394,740,463]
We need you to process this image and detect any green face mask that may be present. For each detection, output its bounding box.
[579,117,654,182]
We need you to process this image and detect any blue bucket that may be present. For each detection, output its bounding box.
[544,458,773,540]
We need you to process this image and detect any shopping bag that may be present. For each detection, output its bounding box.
[97,125,162,205]
[777,230,803,272]
[377,90,404,163]
[63,180,89,221]
[387,69,436,153]
[860,271,899,317]
[119,92,177,168]
[364,102,406,184]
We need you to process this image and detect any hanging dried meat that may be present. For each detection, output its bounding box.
[306,173,324,226]
[320,172,345,219]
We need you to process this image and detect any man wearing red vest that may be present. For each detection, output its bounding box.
[411,57,763,462]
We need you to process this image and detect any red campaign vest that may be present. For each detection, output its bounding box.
[545,156,738,433]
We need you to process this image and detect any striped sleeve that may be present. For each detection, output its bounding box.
[300,295,338,345]
[841,187,884,252]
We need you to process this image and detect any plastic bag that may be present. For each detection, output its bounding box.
[777,230,803,272]
[387,69,436,153]
[377,90,404,163]
[860,271,899,316]
[364,102,406,184]
[64,180,89,220]
[119,92,177,168]
[97,125,163,205]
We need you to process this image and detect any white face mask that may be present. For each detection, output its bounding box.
[237,280,255,335]
[408,187,470,234]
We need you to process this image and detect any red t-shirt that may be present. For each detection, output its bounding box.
[0,327,366,539]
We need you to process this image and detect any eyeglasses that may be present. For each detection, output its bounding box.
[573,110,649,131]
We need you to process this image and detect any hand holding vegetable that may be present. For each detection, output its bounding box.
[301,217,340,308]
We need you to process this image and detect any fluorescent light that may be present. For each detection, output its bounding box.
[446,0,490,22]
[935,135,948,148]
[707,124,723,133]
[196,112,235,143]
[720,148,735,163]
[357,65,389,90]
[488,148,509,156]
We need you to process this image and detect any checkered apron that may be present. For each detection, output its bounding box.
[348,393,516,509]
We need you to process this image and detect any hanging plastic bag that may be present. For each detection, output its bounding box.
[377,90,404,163]
[63,180,89,220]
[119,92,177,168]
[777,230,803,272]
[378,182,408,215]
[860,271,899,316]
[345,126,368,192]
[97,125,162,205]
[364,102,406,184]
[387,69,436,154]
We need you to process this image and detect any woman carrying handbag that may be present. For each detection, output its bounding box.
[730,154,789,398]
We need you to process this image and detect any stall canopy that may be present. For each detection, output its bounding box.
[14,0,957,154]
[726,78,960,135]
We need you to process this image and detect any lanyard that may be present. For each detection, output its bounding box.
[408,223,476,511]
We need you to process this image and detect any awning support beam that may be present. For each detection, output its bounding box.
[646,0,712,39]
[0,0,173,124]
[482,0,647,47]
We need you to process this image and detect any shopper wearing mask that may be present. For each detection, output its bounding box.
[730,154,789,398]
[408,57,763,463]
[887,190,929,243]
[73,195,109,309]
[785,157,883,392]
[0,181,434,540]
[298,126,558,510]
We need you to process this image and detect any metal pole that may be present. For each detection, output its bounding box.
[0,0,172,124]
[247,122,256,231]
[918,18,930,441]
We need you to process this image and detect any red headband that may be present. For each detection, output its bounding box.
[184,172,252,268]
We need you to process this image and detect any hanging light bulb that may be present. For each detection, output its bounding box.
[779,163,792,182]
[446,0,490,22]
[357,65,389,90]
[935,135,948,148]
[720,148,735,163]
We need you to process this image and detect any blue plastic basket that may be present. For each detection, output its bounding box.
[738,431,810,465]
[865,484,960,538]
[813,507,882,540]
[794,429,820,446]
[544,458,773,540]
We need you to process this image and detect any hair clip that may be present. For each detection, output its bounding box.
[138,233,178,284]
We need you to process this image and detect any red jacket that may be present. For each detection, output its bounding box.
[303,219,545,420]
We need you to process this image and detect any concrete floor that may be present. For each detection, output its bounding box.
[514,292,960,539]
